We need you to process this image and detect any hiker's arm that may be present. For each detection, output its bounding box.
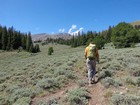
[84,48,88,59]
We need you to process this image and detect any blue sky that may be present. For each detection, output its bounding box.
[0,0,140,34]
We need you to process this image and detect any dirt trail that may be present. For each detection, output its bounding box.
[31,61,108,105]
[31,83,78,105]
[88,82,107,105]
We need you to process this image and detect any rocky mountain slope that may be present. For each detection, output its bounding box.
[32,33,72,41]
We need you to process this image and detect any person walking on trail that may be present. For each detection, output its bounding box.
[84,42,99,86]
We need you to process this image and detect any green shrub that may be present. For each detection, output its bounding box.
[130,69,140,77]
[125,77,136,86]
[37,97,59,105]
[101,77,122,88]
[5,85,20,94]
[109,62,122,71]
[9,88,36,104]
[98,70,113,80]
[102,63,110,69]
[55,75,68,88]
[67,88,89,105]
[67,61,74,66]
[0,83,7,92]
[111,94,140,105]
[36,78,57,90]
[54,68,66,76]
[77,80,87,87]
[64,70,77,79]
[13,97,31,105]
[48,47,54,55]
[136,77,140,86]
[0,95,9,105]
[0,76,6,84]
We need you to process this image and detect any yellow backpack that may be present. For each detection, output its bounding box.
[87,44,96,59]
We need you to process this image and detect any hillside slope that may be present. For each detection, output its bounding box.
[130,20,140,26]
[32,33,72,41]
[0,45,140,105]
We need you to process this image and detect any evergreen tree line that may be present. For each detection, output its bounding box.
[42,26,112,49]
[0,25,40,53]
[42,22,140,49]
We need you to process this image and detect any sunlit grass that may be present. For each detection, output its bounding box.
[0,44,140,105]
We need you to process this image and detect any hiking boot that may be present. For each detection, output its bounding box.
[91,80,96,84]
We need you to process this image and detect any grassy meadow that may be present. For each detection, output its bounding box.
[0,44,140,105]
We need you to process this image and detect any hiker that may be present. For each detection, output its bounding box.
[84,42,99,86]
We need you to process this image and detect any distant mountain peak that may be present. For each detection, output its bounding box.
[130,20,140,26]
[31,33,72,41]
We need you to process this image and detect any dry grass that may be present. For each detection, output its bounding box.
[0,44,140,105]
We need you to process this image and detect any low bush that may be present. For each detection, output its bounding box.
[130,69,140,77]
[8,87,36,104]
[101,77,122,88]
[54,68,66,76]
[13,97,31,105]
[36,75,69,92]
[5,84,20,94]
[125,77,136,86]
[136,77,140,86]
[77,80,87,87]
[48,47,54,55]
[109,62,122,71]
[55,75,68,88]
[102,63,110,69]
[111,94,140,105]
[64,70,77,80]
[0,95,9,105]
[67,88,89,105]
[0,83,7,92]
[37,97,59,105]
[36,78,57,90]
[98,70,113,80]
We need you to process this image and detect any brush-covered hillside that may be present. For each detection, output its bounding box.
[130,20,140,30]
[0,44,140,105]
[130,20,140,26]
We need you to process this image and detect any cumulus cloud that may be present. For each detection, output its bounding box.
[71,27,84,35]
[68,24,84,35]
[59,28,65,33]
[68,24,77,34]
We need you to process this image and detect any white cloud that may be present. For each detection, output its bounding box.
[58,25,84,35]
[59,28,65,33]
[68,24,77,34]
[68,25,84,36]
[72,27,84,36]
[72,24,77,29]
[78,27,84,32]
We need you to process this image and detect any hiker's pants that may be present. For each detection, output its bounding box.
[86,58,96,79]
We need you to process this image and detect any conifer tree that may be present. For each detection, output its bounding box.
[2,26,8,50]
[6,27,13,50]
[0,25,2,49]
[21,35,27,50]
[12,31,17,49]
[29,44,34,53]
[26,32,32,51]
[35,44,40,52]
